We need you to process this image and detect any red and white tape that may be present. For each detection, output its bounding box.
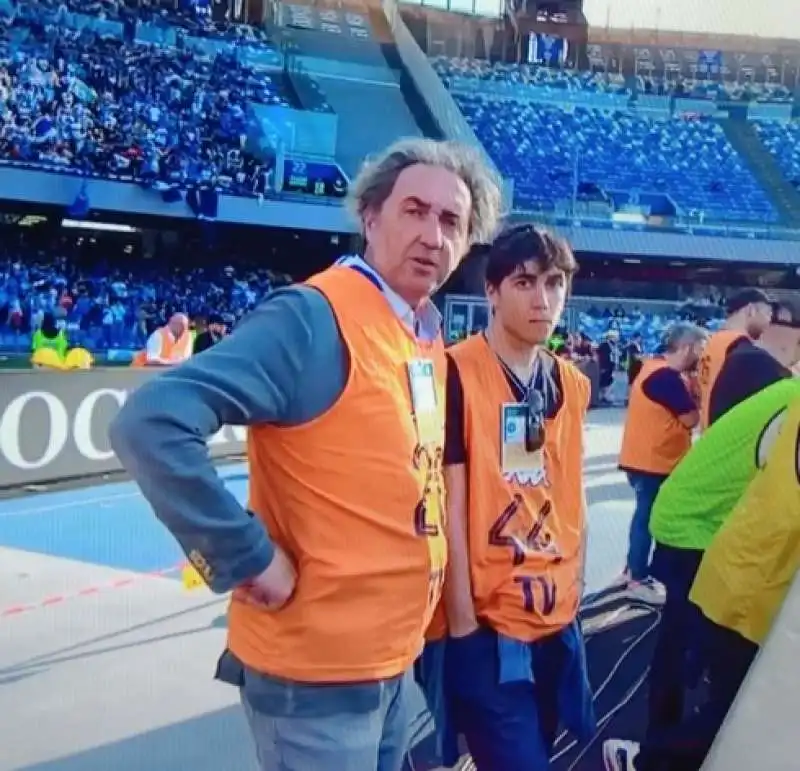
[1,562,186,619]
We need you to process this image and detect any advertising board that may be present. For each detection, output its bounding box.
[0,369,245,489]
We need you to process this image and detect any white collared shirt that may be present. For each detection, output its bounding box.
[335,255,442,342]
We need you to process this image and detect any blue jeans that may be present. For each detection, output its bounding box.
[443,626,593,770]
[625,471,667,581]
[240,667,414,771]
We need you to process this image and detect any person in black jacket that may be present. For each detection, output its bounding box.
[193,314,227,355]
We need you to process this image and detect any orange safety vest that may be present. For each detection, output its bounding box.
[440,334,590,642]
[227,266,448,683]
[697,330,747,431]
[131,327,193,367]
[619,358,693,476]
[131,327,194,367]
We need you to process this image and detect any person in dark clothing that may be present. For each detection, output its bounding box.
[573,332,594,360]
[707,300,797,425]
[626,333,644,386]
[597,330,619,403]
[193,314,227,354]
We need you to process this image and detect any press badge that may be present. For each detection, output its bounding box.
[408,359,439,445]
[501,403,545,483]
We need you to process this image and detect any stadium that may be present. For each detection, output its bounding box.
[0,0,796,768]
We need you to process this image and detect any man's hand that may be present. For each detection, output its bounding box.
[233,545,297,609]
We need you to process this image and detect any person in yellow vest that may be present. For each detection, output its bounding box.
[30,312,94,370]
[131,313,193,367]
[696,289,772,431]
[109,138,502,771]
[604,395,800,771]
[683,396,800,769]
[602,298,800,771]
[30,313,68,365]
[617,322,708,603]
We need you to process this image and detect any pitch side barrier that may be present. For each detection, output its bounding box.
[0,368,246,489]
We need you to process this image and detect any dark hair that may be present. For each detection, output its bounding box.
[483,225,578,290]
[41,313,58,337]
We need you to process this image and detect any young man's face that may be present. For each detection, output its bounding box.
[488,261,568,347]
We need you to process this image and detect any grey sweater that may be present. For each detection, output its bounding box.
[109,286,347,593]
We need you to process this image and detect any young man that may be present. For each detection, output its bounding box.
[110,138,502,771]
[618,322,707,602]
[441,225,595,770]
[696,288,772,431]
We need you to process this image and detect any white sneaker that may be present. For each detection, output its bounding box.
[603,739,640,770]
[627,577,666,606]
[611,569,631,587]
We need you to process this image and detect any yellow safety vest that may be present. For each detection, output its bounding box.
[690,396,800,645]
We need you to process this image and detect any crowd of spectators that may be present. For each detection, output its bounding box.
[2,238,737,358]
[0,241,292,353]
[0,0,300,196]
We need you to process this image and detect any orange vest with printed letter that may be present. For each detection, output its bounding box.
[227,266,448,683]
[444,334,590,642]
[697,329,747,430]
[619,358,693,476]
[131,327,193,367]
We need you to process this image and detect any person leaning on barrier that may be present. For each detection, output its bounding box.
[30,312,94,370]
[109,137,502,771]
[130,312,193,367]
[603,298,800,771]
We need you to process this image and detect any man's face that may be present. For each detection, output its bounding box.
[487,261,568,347]
[745,302,773,340]
[363,163,472,308]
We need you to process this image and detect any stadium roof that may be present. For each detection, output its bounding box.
[582,0,798,39]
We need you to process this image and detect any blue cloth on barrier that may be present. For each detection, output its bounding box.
[416,621,596,769]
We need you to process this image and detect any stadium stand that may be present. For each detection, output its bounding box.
[431,57,781,222]
[0,4,295,195]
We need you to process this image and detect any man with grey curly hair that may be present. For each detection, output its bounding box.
[110,136,502,771]
[348,137,502,307]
